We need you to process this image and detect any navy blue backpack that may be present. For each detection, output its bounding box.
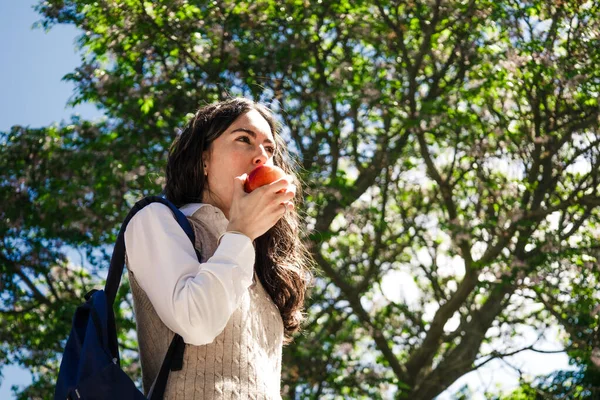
[55,196,198,400]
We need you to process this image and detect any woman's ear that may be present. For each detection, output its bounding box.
[202,153,208,175]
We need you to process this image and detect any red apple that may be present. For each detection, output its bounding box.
[244,165,287,193]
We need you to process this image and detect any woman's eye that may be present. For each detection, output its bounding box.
[238,136,274,154]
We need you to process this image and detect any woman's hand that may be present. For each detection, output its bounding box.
[226,173,296,241]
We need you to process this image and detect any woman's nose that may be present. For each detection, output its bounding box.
[253,145,269,165]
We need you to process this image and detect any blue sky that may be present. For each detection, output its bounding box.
[0,0,101,132]
[0,1,101,398]
[0,1,573,399]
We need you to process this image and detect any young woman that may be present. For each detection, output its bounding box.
[124,98,312,399]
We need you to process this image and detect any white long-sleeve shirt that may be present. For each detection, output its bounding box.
[124,202,255,346]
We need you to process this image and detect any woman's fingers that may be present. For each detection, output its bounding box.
[256,175,294,194]
[260,177,291,194]
[286,183,297,196]
[227,173,297,239]
[278,201,295,215]
[272,189,295,205]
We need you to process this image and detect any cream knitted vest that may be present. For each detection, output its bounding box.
[127,204,284,399]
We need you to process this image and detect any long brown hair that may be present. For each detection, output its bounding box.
[164,98,313,342]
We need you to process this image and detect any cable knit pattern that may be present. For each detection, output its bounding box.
[127,204,284,399]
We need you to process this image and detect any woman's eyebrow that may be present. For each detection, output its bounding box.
[231,127,276,146]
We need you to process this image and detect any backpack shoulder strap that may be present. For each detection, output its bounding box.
[103,195,196,396]
[104,196,196,306]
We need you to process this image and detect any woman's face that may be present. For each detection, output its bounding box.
[202,109,277,217]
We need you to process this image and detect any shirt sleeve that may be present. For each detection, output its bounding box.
[124,202,255,346]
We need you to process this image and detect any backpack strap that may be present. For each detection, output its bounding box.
[103,196,197,398]
[146,334,185,399]
[105,196,197,305]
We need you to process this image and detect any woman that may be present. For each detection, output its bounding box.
[124,98,313,399]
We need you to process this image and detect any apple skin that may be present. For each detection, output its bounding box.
[244,165,287,193]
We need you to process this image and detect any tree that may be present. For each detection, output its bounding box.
[2,0,600,398]
[500,366,600,399]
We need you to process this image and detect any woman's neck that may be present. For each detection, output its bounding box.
[201,192,229,220]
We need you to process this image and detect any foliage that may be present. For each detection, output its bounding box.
[499,366,600,399]
[2,0,600,398]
